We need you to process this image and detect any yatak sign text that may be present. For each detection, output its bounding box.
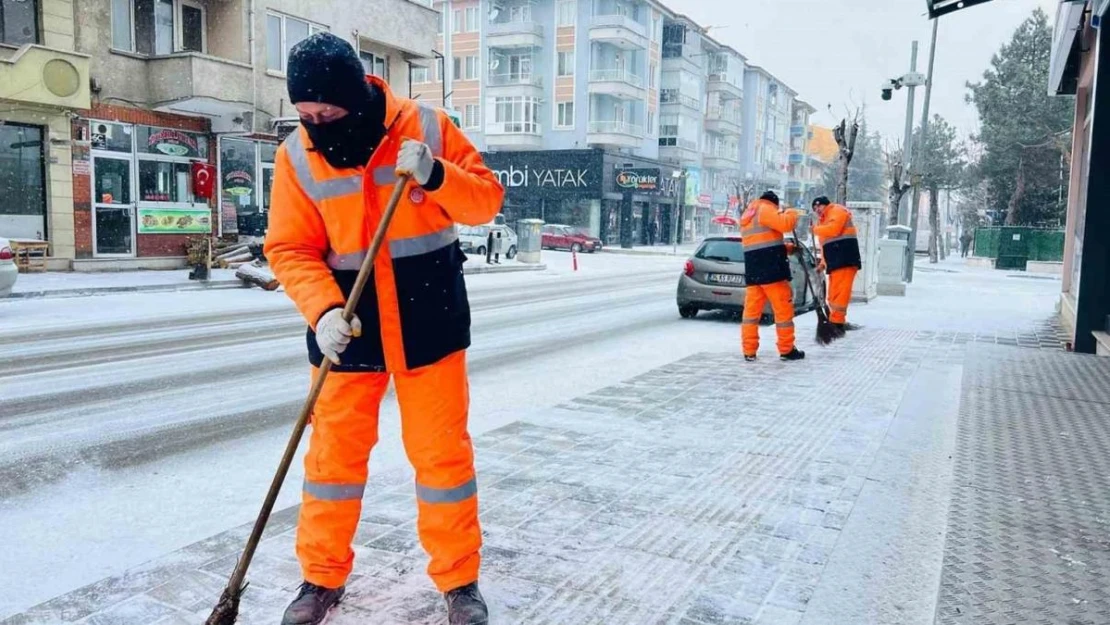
[492,166,592,189]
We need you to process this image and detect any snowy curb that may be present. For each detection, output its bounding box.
[463,263,546,275]
[6,279,245,300]
[599,247,693,257]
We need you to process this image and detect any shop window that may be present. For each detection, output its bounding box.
[1,0,38,45]
[139,160,194,203]
[90,121,134,153]
[0,123,46,240]
[266,12,327,73]
[220,137,278,237]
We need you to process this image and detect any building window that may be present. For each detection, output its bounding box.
[360,51,389,81]
[437,9,444,34]
[0,123,46,240]
[111,0,206,55]
[1,0,38,45]
[465,6,479,32]
[557,0,575,26]
[556,101,574,128]
[649,61,657,87]
[557,50,574,77]
[411,66,430,84]
[494,96,540,133]
[266,12,327,73]
[508,4,531,22]
[464,104,480,129]
[465,55,479,80]
[651,15,660,41]
[453,9,463,33]
[647,110,654,133]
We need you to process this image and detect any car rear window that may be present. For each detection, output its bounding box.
[695,239,744,263]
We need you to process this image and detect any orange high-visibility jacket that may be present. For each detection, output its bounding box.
[740,199,798,285]
[265,76,504,372]
[812,203,862,271]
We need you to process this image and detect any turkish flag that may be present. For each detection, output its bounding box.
[192,162,215,199]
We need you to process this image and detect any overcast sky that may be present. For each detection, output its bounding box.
[675,0,1059,144]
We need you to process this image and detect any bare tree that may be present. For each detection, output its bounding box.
[885,143,912,226]
[833,112,861,204]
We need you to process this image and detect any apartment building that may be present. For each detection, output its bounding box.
[741,64,797,197]
[784,100,815,207]
[0,0,436,267]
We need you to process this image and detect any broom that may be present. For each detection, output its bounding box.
[791,231,844,346]
[205,174,411,625]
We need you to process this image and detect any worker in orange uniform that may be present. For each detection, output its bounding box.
[740,191,806,362]
[811,196,862,332]
[264,33,503,625]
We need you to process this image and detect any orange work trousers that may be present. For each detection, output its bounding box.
[742,280,796,357]
[296,350,480,593]
[827,267,858,324]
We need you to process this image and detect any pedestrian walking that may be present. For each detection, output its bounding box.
[486,228,495,265]
[811,197,862,333]
[960,230,973,257]
[264,32,502,625]
[648,220,658,246]
[493,229,502,264]
[740,191,806,362]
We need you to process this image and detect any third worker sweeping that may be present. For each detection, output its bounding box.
[740,191,806,362]
[265,33,503,625]
[811,196,862,332]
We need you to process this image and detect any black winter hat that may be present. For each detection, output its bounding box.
[287,32,372,112]
[759,191,780,205]
[812,196,831,208]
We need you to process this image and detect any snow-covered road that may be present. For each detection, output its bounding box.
[0,253,749,617]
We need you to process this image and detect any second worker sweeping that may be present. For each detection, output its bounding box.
[811,196,862,333]
[740,191,806,362]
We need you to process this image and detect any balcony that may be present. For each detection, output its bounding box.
[148,53,253,131]
[703,148,741,171]
[589,14,649,50]
[788,152,805,165]
[790,124,806,137]
[487,20,544,49]
[487,72,543,97]
[707,74,743,100]
[660,89,701,112]
[658,137,702,166]
[705,106,742,136]
[588,69,646,100]
[587,120,644,149]
[485,121,544,149]
[0,45,90,109]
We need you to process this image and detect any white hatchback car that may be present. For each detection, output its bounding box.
[458,224,518,259]
[0,237,18,298]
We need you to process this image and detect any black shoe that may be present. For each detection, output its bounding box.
[744,355,757,362]
[282,582,345,625]
[780,348,806,362]
[842,322,862,331]
[445,582,489,625]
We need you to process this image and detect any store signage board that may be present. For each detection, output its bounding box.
[138,208,212,234]
[615,168,661,191]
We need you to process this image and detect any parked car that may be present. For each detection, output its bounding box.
[458,224,518,259]
[0,237,17,298]
[676,235,820,319]
[541,224,603,253]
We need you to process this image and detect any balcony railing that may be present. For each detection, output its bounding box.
[488,72,542,87]
[591,13,648,38]
[589,120,644,136]
[660,89,700,110]
[487,20,544,37]
[659,137,699,151]
[487,120,542,135]
[706,106,742,125]
[589,68,643,88]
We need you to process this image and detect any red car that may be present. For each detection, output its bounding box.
[541,224,603,253]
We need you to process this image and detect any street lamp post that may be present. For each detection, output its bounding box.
[905,18,938,283]
[672,169,686,255]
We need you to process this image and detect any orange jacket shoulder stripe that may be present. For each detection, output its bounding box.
[265,76,505,372]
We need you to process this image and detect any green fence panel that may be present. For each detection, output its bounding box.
[1026,229,1065,262]
[974,227,1001,259]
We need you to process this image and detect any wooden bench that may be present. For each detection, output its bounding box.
[9,239,49,273]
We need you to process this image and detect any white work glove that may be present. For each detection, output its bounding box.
[396,139,435,186]
[315,308,361,365]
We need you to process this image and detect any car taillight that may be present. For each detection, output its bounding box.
[0,247,12,261]
[684,260,694,276]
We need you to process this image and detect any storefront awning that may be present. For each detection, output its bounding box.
[1049,1,1088,95]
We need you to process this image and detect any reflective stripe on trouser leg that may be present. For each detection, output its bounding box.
[742,285,768,357]
[763,280,796,355]
[297,369,388,589]
[394,350,481,592]
[827,267,858,324]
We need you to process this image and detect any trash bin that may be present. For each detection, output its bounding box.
[516,218,544,264]
[886,224,911,242]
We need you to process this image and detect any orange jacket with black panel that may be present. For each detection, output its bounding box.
[740,199,799,285]
[265,76,504,373]
[812,203,862,272]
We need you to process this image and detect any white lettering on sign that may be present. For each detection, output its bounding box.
[494,166,591,188]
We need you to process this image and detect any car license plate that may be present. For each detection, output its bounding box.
[708,273,745,285]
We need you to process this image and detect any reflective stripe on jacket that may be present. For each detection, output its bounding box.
[265,76,504,372]
[813,203,862,271]
[740,199,798,285]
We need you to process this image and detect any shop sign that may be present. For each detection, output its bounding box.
[492,165,592,189]
[224,170,254,197]
[683,168,701,206]
[482,150,604,197]
[146,129,200,157]
[698,193,713,206]
[138,208,212,234]
[615,168,661,191]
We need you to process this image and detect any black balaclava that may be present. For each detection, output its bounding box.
[287,33,386,169]
[759,191,780,206]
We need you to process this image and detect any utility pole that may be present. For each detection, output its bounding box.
[899,41,919,225]
[905,18,938,283]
